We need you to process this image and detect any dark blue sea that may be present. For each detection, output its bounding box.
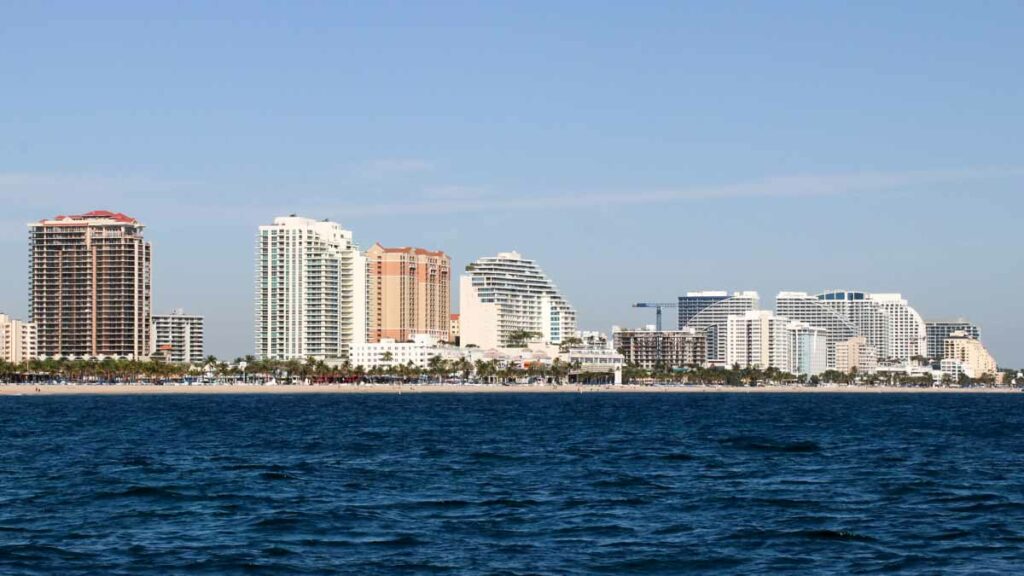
[2,393,1024,574]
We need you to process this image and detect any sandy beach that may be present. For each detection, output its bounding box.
[0,383,1018,395]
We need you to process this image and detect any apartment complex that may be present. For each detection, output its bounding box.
[777,291,926,367]
[28,211,152,359]
[926,320,980,360]
[613,326,706,371]
[677,291,760,364]
[151,309,205,364]
[0,314,37,364]
[255,216,366,360]
[365,244,450,343]
[459,251,577,349]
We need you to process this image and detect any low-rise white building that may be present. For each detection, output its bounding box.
[349,334,465,370]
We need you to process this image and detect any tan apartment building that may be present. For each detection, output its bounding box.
[449,313,460,344]
[0,313,37,364]
[28,211,152,359]
[944,331,998,378]
[366,243,451,343]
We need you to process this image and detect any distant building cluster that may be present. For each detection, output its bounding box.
[615,289,1000,381]
[0,209,1003,384]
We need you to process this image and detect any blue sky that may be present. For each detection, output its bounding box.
[1,2,1022,365]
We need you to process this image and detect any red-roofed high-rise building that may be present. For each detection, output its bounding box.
[28,211,152,359]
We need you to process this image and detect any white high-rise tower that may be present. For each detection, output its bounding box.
[255,216,366,360]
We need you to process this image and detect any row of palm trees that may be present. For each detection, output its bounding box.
[624,363,1002,387]
[0,354,598,385]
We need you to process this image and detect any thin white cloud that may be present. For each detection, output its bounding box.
[0,172,198,207]
[328,167,1024,216]
[358,158,435,178]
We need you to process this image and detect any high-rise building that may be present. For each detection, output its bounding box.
[725,311,792,372]
[365,244,451,343]
[724,311,826,376]
[0,313,37,364]
[677,291,759,364]
[834,336,879,374]
[613,326,706,370]
[776,292,860,369]
[255,216,366,360]
[151,309,205,364]
[943,331,997,379]
[28,211,152,359]
[926,320,980,360]
[788,320,828,376]
[777,291,926,366]
[459,251,577,349]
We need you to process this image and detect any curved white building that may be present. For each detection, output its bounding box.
[678,291,760,363]
[459,251,577,349]
[776,290,925,365]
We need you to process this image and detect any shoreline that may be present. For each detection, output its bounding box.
[0,383,1019,396]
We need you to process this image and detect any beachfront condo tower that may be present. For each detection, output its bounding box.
[255,216,366,361]
[365,244,451,344]
[28,211,152,359]
[459,251,577,349]
[677,291,760,365]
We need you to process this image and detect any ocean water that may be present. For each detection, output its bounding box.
[2,393,1024,575]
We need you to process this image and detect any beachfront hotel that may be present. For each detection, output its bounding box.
[255,216,366,361]
[28,211,152,359]
[459,251,577,349]
[151,309,205,364]
[677,291,760,365]
[365,244,451,344]
[777,291,927,366]
[0,313,36,364]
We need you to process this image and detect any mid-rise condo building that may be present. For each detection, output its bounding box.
[0,314,37,364]
[833,336,879,374]
[613,326,706,370]
[926,320,980,360]
[151,309,205,364]
[255,216,366,360]
[365,244,450,344]
[677,291,759,364]
[459,251,577,349]
[28,211,151,359]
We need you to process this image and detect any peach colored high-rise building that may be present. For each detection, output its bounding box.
[365,243,451,343]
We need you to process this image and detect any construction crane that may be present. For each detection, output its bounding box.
[633,302,679,331]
